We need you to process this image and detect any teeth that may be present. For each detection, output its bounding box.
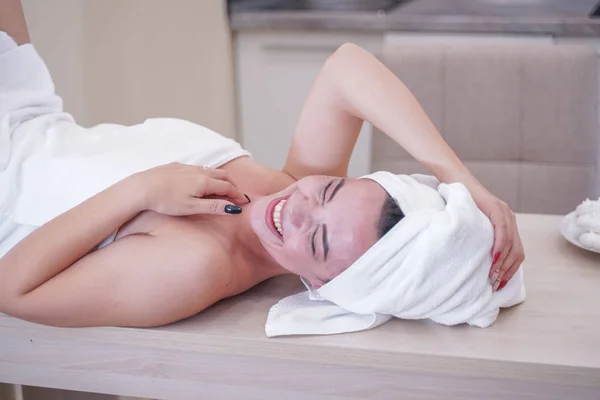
[272,199,286,236]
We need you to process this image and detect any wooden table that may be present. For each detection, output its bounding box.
[1,214,599,400]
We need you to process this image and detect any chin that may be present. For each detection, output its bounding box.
[248,198,270,237]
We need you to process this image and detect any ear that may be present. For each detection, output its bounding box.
[306,276,325,289]
[309,276,331,289]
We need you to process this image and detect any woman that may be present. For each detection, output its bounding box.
[0,0,524,328]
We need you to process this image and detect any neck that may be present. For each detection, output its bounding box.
[231,202,289,280]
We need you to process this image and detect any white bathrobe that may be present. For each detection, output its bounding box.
[0,32,250,257]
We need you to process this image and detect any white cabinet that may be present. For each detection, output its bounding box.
[234,30,581,179]
[234,32,383,177]
[384,32,554,45]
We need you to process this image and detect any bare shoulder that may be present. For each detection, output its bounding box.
[220,156,295,195]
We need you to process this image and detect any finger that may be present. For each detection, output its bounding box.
[493,213,515,275]
[493,218,520,290]
[197,169,250,203]
[489,213,507,277]
[497,256,523,291]
[495,244,519,286]
[491,244,512,291]
[505,255,523,283]
[202,179,248,205]
[188,199,242,215]
[199,166,230,181]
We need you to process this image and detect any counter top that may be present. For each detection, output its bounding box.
[1,214,600,399]
[230,0,600,38]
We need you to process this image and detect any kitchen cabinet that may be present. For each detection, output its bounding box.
[235,31,383,177]
[235,30,557,177]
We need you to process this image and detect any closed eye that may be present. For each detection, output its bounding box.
[310,228,317,257]
[312,178,345,260]
[321,180,334,205]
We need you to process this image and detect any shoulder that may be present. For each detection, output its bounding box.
[222,157,296,196]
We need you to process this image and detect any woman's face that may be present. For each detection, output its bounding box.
[249,175,387,287]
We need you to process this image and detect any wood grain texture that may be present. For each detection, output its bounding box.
[0,214,599,399]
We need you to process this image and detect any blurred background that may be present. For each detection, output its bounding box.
[2,1,600,399]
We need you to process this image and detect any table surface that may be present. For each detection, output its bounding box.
[1,214,600,398]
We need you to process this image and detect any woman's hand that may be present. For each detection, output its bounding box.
[469,185,525,291]
[131,163,249,216]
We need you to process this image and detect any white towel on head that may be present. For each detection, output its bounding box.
[265,172,526,337]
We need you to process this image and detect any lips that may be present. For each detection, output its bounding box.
[265,195,289,241]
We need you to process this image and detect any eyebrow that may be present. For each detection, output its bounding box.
[313,179,346,261]
[321,179,345,261]
[322,224,329,261]
[327,179,345,204]
[321,180,333,204]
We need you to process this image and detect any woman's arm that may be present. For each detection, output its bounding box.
[0,164,246,324]
[0,230,228,327]
[283,43,473,185]
[0,0,31,45]
[283,43,524,289]
[0,178,144,303]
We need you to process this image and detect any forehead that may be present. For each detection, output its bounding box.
[326,178,388,267]
[335,178,388,208]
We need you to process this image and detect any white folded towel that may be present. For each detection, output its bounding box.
[266,172,526,337]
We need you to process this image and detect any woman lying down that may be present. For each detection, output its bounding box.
[0,8,525,336]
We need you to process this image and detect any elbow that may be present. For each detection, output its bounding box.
[0,282,25,318]
[333,42,366,58]
[326,42,370,68]
[323,42,374,85]
[0,294,17,317]
[0,287,22,317]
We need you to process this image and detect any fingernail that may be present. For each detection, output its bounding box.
[493,252,500,265]
[498,280,508,290]
[224,205,242,214]
[490,269,500,284]
[244,193,251,203]
[492,279,501,291]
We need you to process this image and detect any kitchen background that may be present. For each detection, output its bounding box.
[2,0,600,399]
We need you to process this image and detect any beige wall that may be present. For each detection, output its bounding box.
[10,2,235,398]
[21,0,237,138]
[22,0,86,124]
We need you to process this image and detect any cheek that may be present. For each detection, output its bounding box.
[267,238,309,273]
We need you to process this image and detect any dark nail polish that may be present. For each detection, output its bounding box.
[493,252,500,265]
[498,280,508,290]
[224,205,242,214]
[244,193,251,203]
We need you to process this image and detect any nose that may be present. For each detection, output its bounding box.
[288,193,317,229]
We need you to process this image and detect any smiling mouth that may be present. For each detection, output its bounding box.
[265,196,288,240]
[272,199,286,236]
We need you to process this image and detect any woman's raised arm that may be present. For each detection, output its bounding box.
[0,0,30,45]
[284,43,472,184]
[283,43,524,289]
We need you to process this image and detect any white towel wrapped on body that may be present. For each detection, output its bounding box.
[0,32,250,256]
[266,172,526,337]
